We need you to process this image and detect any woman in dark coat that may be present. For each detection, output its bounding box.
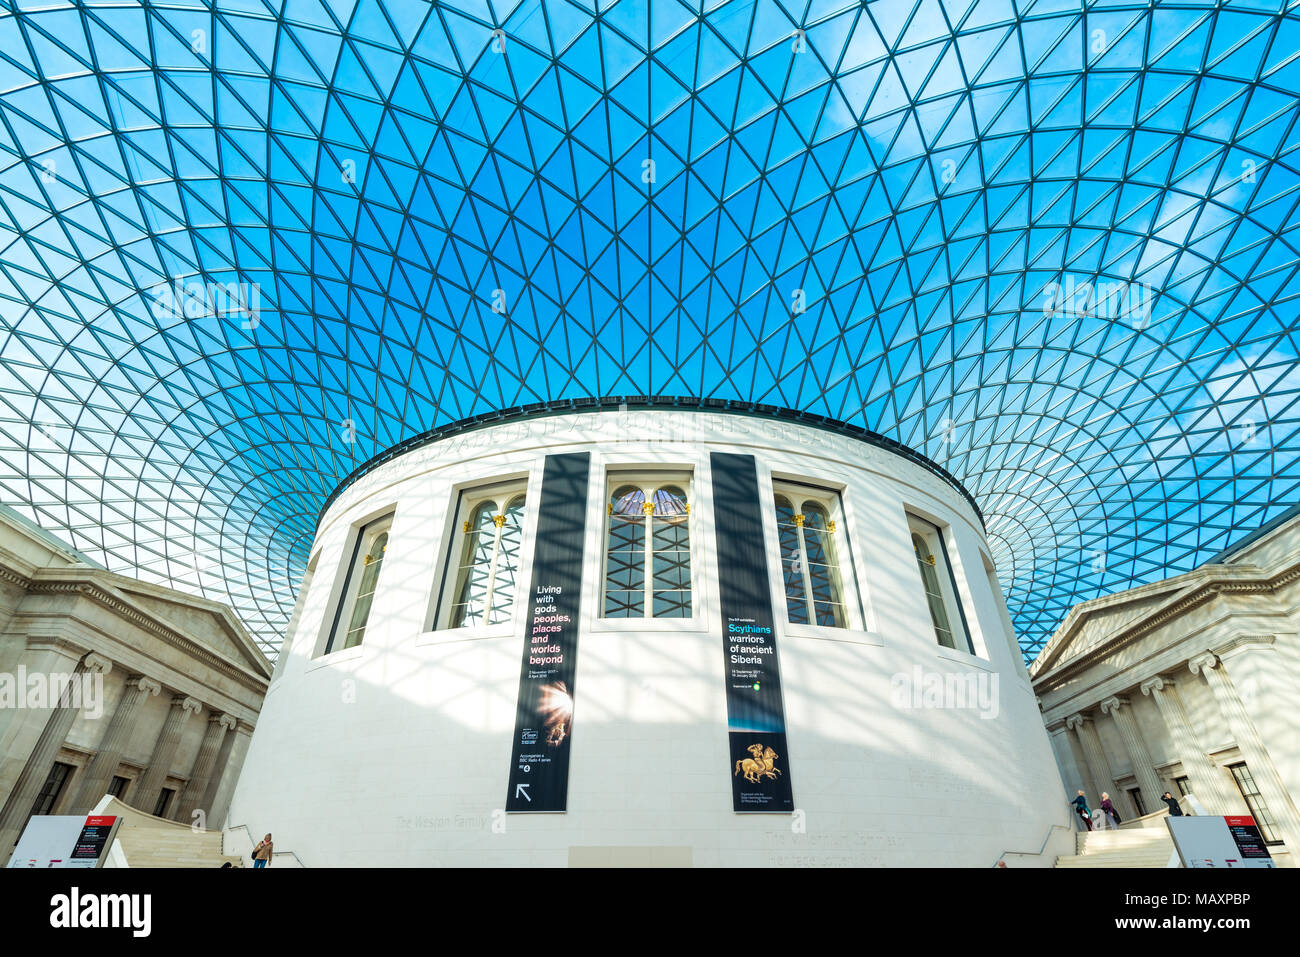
[1072,790,1093,830]
[1100,792,1122,827]
[1162,791,1184,816]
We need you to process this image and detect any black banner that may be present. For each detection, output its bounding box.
[711,452,795,813]
[505,452,590,812]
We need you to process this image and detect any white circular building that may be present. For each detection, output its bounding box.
[228,399,1072,866]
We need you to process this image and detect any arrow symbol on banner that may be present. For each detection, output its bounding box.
[515,783,531,802]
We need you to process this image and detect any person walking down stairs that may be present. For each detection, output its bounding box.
[1072,790,1093,831]
[252,833,274,868]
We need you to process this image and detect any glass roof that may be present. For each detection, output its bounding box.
[1,0,1297,661]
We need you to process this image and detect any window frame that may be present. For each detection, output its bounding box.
[320,511,394,657]
[1228,762,1283,844]
[771,481,858,631]
[430,479,529,633]
[599,470,696,622]
[907,512,975,655]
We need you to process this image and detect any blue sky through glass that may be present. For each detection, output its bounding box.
[0,0,1297,659]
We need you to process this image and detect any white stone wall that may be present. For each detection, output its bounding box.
[229,410,1071,866]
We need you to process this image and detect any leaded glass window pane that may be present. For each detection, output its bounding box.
[490,495,526,625]
[775,490,847,628]
[446,490,528,629]
[775,495,808,624]
[343,529,387,649]
[603,480,691,618]
[451,501,498,628]
[913,530,957,650]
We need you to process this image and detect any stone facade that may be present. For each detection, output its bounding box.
[1032,507,1300,865]
[0,506,270,863]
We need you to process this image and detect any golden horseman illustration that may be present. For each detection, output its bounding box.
[734,743,781,783]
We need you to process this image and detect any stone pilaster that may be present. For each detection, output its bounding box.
[0,652,113,862]
[132,695,201,817]
[1065,712,1113,808]
[1100,694,1164,815]
[1047,721,1088,802]
[1192,647,1300,854]
[68,675,161,812]
[1140,675,1232,813]
[205,720,253,829]
[177,713,236,825]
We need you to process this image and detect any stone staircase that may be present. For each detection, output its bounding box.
[92,795,244,868]
[1055,827,1176,867]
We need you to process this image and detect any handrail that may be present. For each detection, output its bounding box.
[993,813,1074,867]
[223,821,307,868]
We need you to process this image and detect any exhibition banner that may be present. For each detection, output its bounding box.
[505,452,590,812]
[711,452,795,813]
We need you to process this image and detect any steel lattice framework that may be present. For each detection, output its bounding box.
[1,0,1298,660]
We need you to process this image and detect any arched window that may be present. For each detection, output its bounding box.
[603,480,692,618]
[323,513,393,654]
[775,491,847,627]
[448,492,526,627]
[908,514,972,652]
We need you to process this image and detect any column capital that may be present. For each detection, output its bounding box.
[1099,695,1128,715]
[1140,676,1170,696]
[82,652,113,675]
[178,696,202,715]
[1065,712,1090,731]
[130,675,162,697]
[1047,720,1069,735]
[1188,651,1220,675]
[213,713,238,731]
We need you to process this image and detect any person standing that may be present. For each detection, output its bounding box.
[252,833,273,868]
[1072,790,1093,830]
[1161,792,1184,816]
[1100,792,1122,828]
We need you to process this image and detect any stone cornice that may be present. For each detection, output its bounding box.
[0,563,32,589]
[1212,634,1276,661]
[22,578,270,692]
[1031,558,1300,691]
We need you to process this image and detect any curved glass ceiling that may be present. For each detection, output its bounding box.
[1,0,1298,660]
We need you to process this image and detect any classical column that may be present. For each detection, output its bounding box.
[132,695,201,816]
[0,652,112,861]
[1050,720,1091,799]
[1100,695,1164,815]
[68,675,162,812]
[1065,712,1113,806]
[1140,675,1232,813]
[1191,649,1300,855]
[0,640,86,800]
[1215,636,1300,823]
[205,720,254,829]
[177,713,236,825]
